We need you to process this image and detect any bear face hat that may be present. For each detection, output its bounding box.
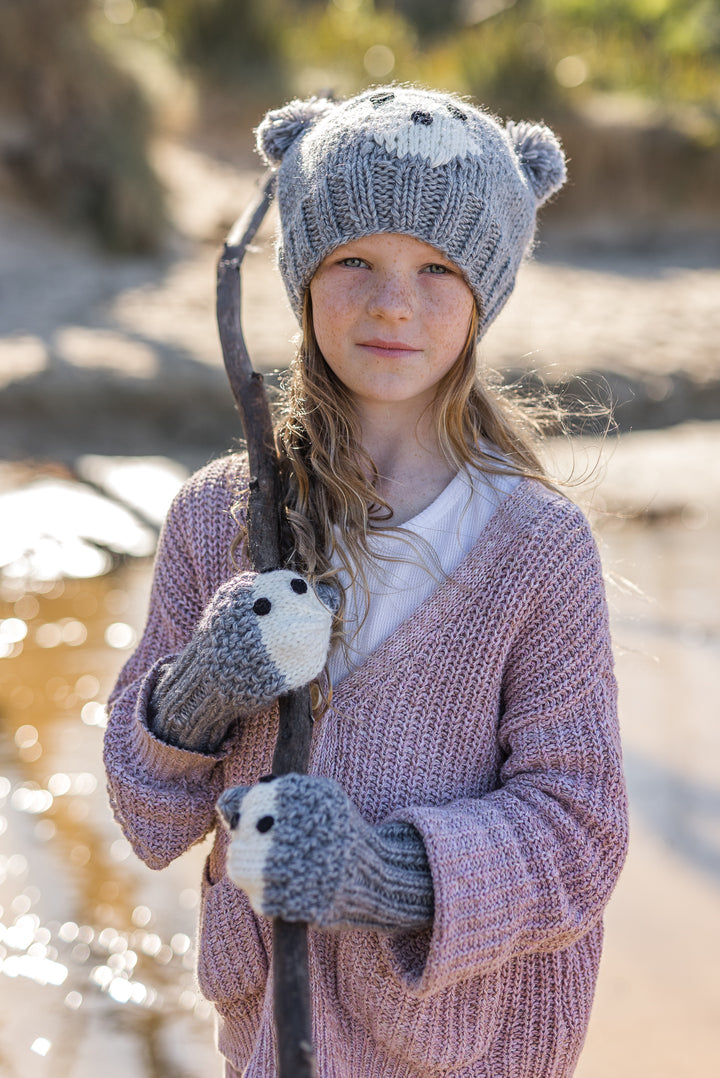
[256,85,566,337]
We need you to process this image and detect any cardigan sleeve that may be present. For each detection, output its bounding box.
[103,468,244,870]
[387,503,629,996]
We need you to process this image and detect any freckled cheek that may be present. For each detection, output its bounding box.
[311,288,369,363]
[311,310,349,368]
[311,278,361,325]
[423,291,474,349]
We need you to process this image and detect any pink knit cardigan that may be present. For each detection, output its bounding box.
[104,454,628,1078]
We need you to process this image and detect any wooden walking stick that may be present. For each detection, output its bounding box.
[216,170,316,1078]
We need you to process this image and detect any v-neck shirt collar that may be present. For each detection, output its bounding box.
[327,463,521,686]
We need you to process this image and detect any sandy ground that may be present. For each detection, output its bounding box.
[1,136,719,1075]
[1,139,720,462]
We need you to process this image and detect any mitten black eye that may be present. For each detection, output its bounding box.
[291,578,308,594]
[258,774,276,783]
[370,91,394,107]
[447,104,467,121]
[411,110,433,126]
[256,815,275,834]
[253,597,271,616]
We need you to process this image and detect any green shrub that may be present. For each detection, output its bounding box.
[140,1,720,122]
[0,0,165,251]
[443,0,720,119]
[149,0,289,90]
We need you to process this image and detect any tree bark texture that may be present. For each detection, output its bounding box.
[216,170,317,1078]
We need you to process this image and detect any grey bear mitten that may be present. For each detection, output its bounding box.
[149,570,338,754]
[217,774,434,932]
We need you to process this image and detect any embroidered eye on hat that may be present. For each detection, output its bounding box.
[256,85,566,338]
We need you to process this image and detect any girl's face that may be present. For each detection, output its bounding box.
[309,233,474,416]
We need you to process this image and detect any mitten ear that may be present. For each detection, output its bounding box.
[506,121,567,205]
[217,785,252,831]
[255,97,335,165]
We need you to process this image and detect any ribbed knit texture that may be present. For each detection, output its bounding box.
[256,87,567,336]
[219,774,434,931]
[148,569,336,753]
[328,463,520,685]
[104,453,628,1078]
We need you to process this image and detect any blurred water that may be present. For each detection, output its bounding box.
[0,564,219,1078]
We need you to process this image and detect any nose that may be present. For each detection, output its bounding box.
[367,272,413,321]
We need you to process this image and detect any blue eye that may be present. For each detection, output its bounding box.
[340,257,366,268]
[424,263,450,275]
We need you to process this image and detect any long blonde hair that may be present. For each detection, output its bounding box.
[264,290,562,592]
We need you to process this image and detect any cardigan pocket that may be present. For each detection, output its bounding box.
[196,859,269,1005]
[336,931,503,1070]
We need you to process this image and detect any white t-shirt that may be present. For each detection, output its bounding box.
[327,464,520,686]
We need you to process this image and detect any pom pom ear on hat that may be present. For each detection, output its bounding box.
[258,86,569,336]
[506,121,567,205]
[256,97,336,165]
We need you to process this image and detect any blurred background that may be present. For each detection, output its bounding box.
[1,1,719,1075]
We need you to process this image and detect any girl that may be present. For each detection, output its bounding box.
[104,86,628,1078]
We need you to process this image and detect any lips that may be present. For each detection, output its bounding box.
[358,339,421,357]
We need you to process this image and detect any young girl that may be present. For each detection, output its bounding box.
[104,86,628,1078]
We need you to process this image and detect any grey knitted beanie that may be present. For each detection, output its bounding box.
[256,85,566,337]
